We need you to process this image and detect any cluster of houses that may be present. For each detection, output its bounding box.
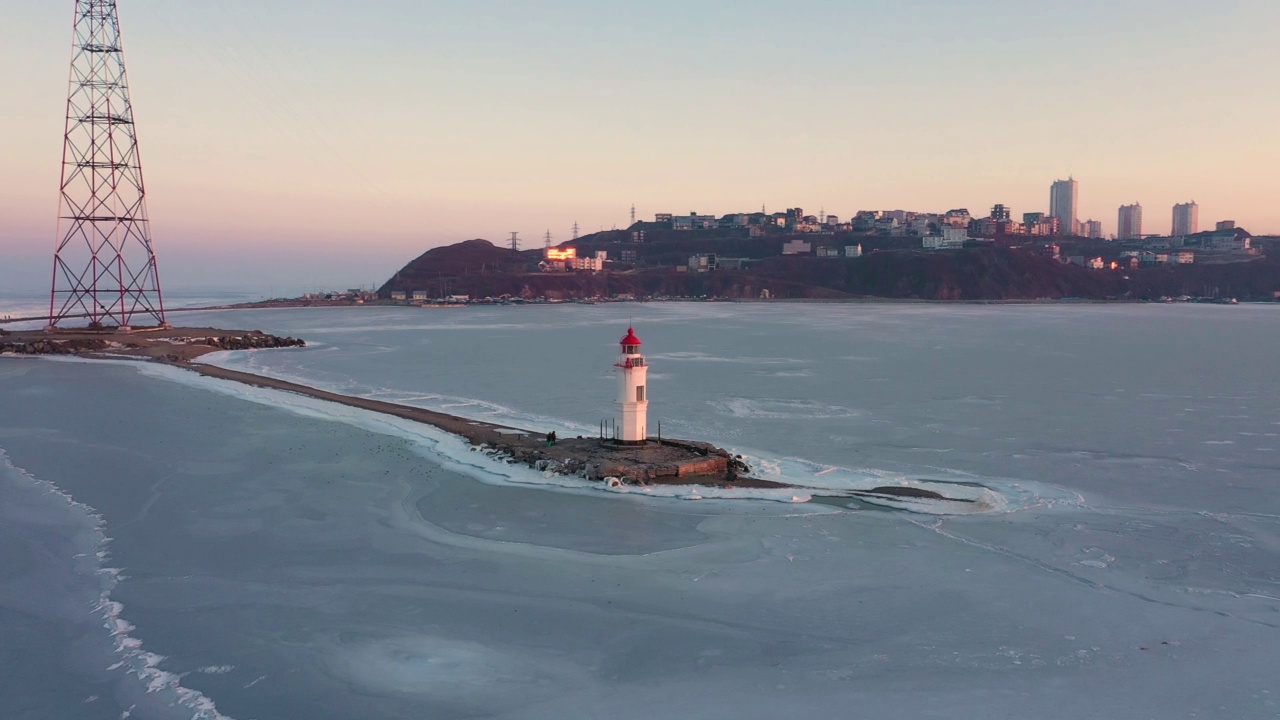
[302,289,380,303]
[539,247,610,272]
[378,204,1264,304]
[388,290,472,303]
[1034,226,1256,270]
[652,208,972,236]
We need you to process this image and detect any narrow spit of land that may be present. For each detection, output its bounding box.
[178,361,777,489]
[0,326,766,488]
[1,326,962,502]
[0,326,305,361]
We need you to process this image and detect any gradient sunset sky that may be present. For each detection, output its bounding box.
[4,0,1279,292]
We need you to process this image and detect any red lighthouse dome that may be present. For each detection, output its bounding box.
[620,327,642,347]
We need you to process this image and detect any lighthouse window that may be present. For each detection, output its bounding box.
[636,385,645,402]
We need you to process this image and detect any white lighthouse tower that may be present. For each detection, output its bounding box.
[615,327,649,444]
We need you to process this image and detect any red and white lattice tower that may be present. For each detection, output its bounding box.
[50,0,166,329]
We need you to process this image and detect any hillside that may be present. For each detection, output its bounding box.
[378,236,1280,302]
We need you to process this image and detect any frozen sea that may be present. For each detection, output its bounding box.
[2,301,1279,719]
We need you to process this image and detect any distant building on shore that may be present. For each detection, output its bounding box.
[923,227,967,249]
[1172,202,1199,236]
[944,209,972,228]
[1050,178,1079,236]
[1118,203,1143,240]
[688,253,717,272]
[781,239,812,255]
[571,251,607,271]
[1023,212,1062,237]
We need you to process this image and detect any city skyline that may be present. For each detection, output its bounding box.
[3,1,1279,292]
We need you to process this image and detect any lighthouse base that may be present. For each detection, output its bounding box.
[605,438,654,448]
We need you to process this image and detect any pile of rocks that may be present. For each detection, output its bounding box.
[0,338,111,355]
[185,333,306,350]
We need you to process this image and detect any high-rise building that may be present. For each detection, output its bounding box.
[1082,220,1103,239]
[1118,204,1143,240]
[1172,202,1199,237]
[1050,178,1079,236]
[991,204,1011,222]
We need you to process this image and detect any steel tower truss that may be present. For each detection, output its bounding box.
[50,0,165,329]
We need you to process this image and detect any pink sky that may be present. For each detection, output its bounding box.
[4,1,1279,292]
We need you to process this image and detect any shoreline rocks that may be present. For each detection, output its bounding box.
[0,329,304,359]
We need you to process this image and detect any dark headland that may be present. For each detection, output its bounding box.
[375,230,1280,302]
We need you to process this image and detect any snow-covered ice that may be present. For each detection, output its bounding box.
[2,302,1279,719]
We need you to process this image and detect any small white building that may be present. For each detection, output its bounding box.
[781,239,812,255]
[924,227,967,249]
[1205,232,1251,252]
[688,253,717,272]
[571,255,604,271]
[845,244,863,258]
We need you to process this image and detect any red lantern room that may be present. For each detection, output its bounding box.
[616,327,645,368]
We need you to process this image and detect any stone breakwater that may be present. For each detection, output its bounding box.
[1,328,972,501]
[0,329,305,361]
[0,337,113,355]
[178,361,771,489]
[472,437,766,488]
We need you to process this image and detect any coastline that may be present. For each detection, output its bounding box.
[5,296,1263,329]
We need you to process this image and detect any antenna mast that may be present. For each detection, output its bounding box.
[509,232,520,251]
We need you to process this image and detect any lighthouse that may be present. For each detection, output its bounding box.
[615,327,649,444]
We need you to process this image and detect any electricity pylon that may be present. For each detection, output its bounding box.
[50,0,166,329]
